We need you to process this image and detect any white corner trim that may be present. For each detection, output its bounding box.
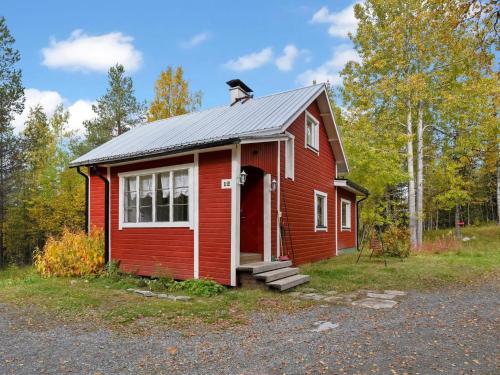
[276,140,281,258]
[314,189,328,232]
[264,173,272,262]
[193,153,199,279]
[230,145,241,286]
[284,132,295,180]
[107,167,111,260]
[340,198,352,230]
[335,187,338,255]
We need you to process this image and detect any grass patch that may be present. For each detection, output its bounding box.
[0,225,498,327]
[300,225,500,292]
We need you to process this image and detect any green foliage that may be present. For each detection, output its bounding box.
[148,65,202,122]
[33,228,104,277]
[83,64,145,149]
[168,279,225,297]
[382,226,410,258]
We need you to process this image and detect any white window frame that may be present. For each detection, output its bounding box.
[314,190,328,232]
[118,163,194,229]
[341,198,351,231]
[305,111,320,153]
[285,132,295,180]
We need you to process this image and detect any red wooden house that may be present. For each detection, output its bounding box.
[71,81,368,289]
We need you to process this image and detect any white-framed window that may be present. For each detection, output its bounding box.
[285,132,295,180]
[314,190,328,231]
[119,164,193,228]
[341,198,351,230]
[305,111,320,152]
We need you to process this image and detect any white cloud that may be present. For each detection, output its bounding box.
[296,45,360,86]
[311,3,359,38]
[12,88,95,134]
[275,44,300,71]
[180,32,211,48]
[42,29,143,72]
[224,47,273,71]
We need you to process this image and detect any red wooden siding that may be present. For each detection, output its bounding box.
[198,150,232,285]
[109,155,194,279]
[89,167,106,232]
[337,189,356,250]
[279,101,337,264]
[241,142,278,258]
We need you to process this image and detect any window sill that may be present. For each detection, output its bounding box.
[341,227,351,232]
[120,221,191,229]
[306,145,319,154]
[315,226,328,232]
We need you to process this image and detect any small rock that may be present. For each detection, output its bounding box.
[311,321,339,332]
[126,288,137,292]
[324,296,343,303]
[366,292,396,300]
[301,287,317,293]
[135,290,155,297]
[325,290,338,296]
[462,236,471,242]
[70,280,77,285]
[384,290,407,296]
[352,298,398,309]
[173,296,191,301]
[299,293,324,301]
[157,293,172,299]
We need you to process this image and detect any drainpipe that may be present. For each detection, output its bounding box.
[91,166,110,264]
[76,166,89,234]
[356,195,368,251]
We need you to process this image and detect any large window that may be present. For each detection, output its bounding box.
[341,198,351,230]
[314,190,328,231]
[285,133,295,180]
[120,165,192,228]
[305,111,319,152]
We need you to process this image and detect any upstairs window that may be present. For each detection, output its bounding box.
[314,190,328,231]
[285,133,295,180]
[120,166,192,227]
[341,198,351,230]
[305,112,319,152]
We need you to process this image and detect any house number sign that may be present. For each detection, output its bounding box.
[221,179,232,189]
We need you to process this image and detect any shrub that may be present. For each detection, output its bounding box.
[168,279,225,297]
[382,226,410,258]
[33,228,105,277]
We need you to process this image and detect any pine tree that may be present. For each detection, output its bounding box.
[0,17,24,267]
[148,66,202,122]
[83,64,145,149]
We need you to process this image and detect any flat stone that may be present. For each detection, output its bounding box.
[352,298,398,309]
[134,290,155,297]
[172,296,192,301]
[323,296,343,303]
[384,290,407,296]
[301,287,317,293]
[299,293,325,301]
[311,321,339,332]
[366,292,396,300]
[325,290,338,296]
[157,293,172,299]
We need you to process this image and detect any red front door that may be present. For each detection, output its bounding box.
[240,167,263,254]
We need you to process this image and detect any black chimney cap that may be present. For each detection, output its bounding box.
[226,79,253,93]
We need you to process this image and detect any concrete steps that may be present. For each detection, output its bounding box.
[237,261,310,291]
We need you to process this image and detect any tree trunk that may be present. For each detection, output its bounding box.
[455,204,462,240]
[436,210,439,230]
[497,144,500,224]
[416,101,424,247]
[406,103,417,248]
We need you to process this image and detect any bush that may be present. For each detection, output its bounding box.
[33,228,105,277]
[168,279,225,297]
[382,226,410,258]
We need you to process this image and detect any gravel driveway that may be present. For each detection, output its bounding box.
[1,281,498,374]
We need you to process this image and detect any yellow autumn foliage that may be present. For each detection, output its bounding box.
[33,228,105,277]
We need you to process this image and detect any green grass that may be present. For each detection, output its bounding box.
[0,225,498,327]
[300,225,500,292]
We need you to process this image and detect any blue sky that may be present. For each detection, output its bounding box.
[3,0,358,133]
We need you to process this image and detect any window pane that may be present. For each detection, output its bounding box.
[173,170,189,222]
[306,123,312,146]
[342,202,348,227]
[317,195,325,227]
[124,177,137,223]
[156,173,170,222]
[139,175,153,222]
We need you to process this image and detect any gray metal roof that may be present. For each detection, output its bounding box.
[70,83,347,170]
